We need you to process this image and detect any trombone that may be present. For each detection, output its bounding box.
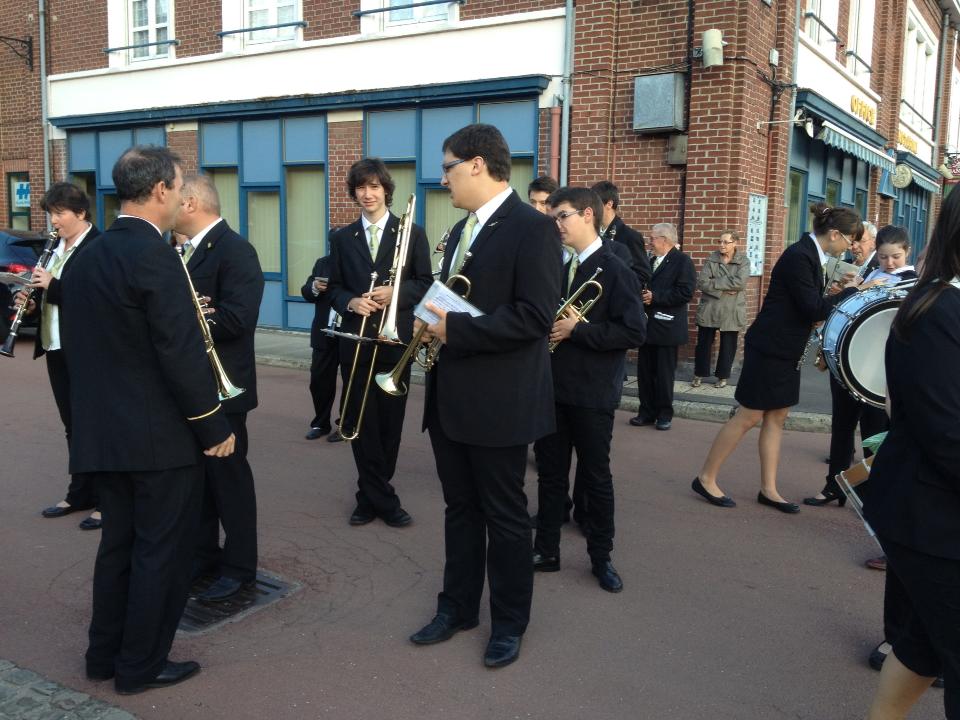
[337,195,416,440]
[549,267,603,352]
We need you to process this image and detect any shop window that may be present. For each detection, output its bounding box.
[7,173,30,231]
[786,170,807,245]
[102,195,121,229]
[424,188,465,273]
[247,191,281,274]
[69,173,98,227]
[825,180,840,208]
[285,167,326,296]
[129,0,172,59]
[206,168,241,231]
[855,189,868,219]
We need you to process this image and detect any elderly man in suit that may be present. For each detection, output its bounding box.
[301,252,342,442]
[173,174,264,603]
[61,146,235,694]
[409,123,562,668]
[630,222,695,431]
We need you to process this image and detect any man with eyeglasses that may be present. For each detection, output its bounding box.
[630,222,695,431]
[409,123,561,669]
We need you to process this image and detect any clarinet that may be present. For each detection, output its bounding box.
[0,230,59,358]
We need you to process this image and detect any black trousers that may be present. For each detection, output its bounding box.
[825,374,888,491]
[86,464,202,688]
[309,342,339,431]
[340,355,409,516]
[428,418,532,637]
[693,326,738,380]
[636,344,678,422]
[195,412,258,581]
[534,404,615,563]
[45,350,97,509]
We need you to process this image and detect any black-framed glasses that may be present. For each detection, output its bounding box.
[440,158,468,176]
[553,209,583,224]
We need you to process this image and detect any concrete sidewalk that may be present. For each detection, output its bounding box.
[254,328,835,432]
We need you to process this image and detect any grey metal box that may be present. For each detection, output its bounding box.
[633,73,686,133]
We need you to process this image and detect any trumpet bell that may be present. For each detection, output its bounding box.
[374,369,407,397]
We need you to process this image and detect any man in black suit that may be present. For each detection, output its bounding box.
[533,187,646,593]
[327,158,432,528]
[15,182,102,530]
[173,174,264,602]
[630,222,695,431]
[60,146,235,695]
[301,252,342,443]
[591,180,652,287]
[409,124,562,668]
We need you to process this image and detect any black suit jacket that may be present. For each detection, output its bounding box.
[327,213,432,365]
[744,234,854,361]
[60,216,232,473]
[425,190,563,446]
[186,219,264,414]
[864,285,960,560]
[552,244,646,410]
[32,225,102,359]
[301,255,335,349]
[602,217,651,287]
[644,247,696,346]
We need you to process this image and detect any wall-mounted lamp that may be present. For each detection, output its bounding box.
[702,29,727,68]
[756,109,814,138]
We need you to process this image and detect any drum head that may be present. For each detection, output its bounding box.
[838,302,898,408]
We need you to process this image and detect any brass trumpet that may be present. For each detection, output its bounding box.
[549,267,603,352]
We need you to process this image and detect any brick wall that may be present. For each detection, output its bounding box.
[304,0,360,41]
[167,129,200,174]
[463,0,563,21]
[327,120,363,228]
[46,0,108,74]
[176,0,223,58]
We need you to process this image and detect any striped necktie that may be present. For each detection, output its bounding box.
[368,225,380,260]
[452,213,478,273]
[182,242,196,263]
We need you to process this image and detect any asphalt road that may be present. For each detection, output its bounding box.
[0,350,942,719]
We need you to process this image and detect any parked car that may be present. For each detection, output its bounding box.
[0,228,48,330]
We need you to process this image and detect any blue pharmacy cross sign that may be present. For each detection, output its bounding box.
[14,182,30,208]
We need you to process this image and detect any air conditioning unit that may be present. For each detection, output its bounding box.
[633,73,686,133]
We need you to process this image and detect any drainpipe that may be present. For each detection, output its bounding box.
[38,0,51,193]
[549,105,561,180]
[559,0,574,185]
[928,10,949,237]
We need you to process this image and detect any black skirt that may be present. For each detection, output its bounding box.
[734,345,801,410]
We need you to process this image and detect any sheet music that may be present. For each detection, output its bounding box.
[414,280,484,325]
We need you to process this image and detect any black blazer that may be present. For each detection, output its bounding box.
[602,217,652,287]
[744,234,853,361]
[32,225,102,359]
[644,247,696,346]
[300,255,335,349]
[864,285,960,560]
[327,213,433,365]
[186,219,264,414]
[60,216,232,473]
[552,244,646,410]
[425,190,563,447]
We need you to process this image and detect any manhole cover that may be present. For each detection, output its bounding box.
[178,570,297,634]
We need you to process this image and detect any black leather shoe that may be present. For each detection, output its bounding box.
[327,431,344,443]
[868,641,890,671]
[410,614,479,645]
[197,576,254,602]
[628,415,655,427]
[532,552,560,572]
[349,508,376,526]
[757,492,800,514]
[592,561,624,593]
[483,634,522,668]
[305,427,331,440]
[802,489,846,507]
[382,508,412,528]
[78,516,102,531]
[655,419,672,431]
[41,504,78,518]
[692,477,736,508]
[115,660,200,695]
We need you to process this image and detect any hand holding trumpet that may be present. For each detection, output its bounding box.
[549,305,580,346]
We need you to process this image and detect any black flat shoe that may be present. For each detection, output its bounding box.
[196,576,255,602]
[757,492,800,514]
[305,427,330,440]
[327,431,344,443]
[78,516,102,531]
[41,504,78,519]
[591,561,623,593]
[532,552,560,572]
[483,634,522,668]
[382,508,412,528]
[802,489,846,507]
[349,507,376,526]
[410,613,479,645]
[115,660,200,695]
[628,415,655,427]
[691,478,736,508]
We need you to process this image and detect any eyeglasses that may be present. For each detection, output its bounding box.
[835,230,853,246]
[718,239,736,245]
[553,209,583,224]
[440,158,468,177]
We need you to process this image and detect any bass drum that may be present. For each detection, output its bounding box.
[821,281,915,408]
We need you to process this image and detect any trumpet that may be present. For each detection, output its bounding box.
[1,231,59,358]
[548,267,603,352]
[178,246,244,401]
[337,194,416,438]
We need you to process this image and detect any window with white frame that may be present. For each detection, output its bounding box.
[385,0,448,27]
[358,0,458,33]
[804,0,840,48]
[129,0,171,59]
[246,0,298,43]
[901,7,937,138]
[947,67,960,151]
[845,0,874,77]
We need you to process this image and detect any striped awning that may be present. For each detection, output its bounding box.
[910,169,941,194]
[816,121,896,173]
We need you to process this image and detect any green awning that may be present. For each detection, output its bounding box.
[816,121,896,173]
[910,170,941,194]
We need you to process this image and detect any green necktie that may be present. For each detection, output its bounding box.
[182,242,195,263]
[40,249,73,350]
[566,255,579,295]
[369,225,380,260]
[452,213,478,274]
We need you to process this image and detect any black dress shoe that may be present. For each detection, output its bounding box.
[382,508,412,528]
[327,431,344,443]
[483,634,522,668]
[41,504,78,518]
[802,489,846,507]
[305,427,330,440]
[197,576,254,602]
[532,552,560,572]
[115,660,200,695]
[78,516,102,531]
[410,613,479,645]
[757,492,800,514]
[691,477,736,507]
[349,508,376,526]
[628,415,655,427]
[868,641,890,671]
[591,561,624,593]
[655,419,672,431]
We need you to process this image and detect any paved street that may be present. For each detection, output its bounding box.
[0,346,941,719]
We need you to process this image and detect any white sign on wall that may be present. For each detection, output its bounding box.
[746,193,768,277]
[13,182,30,208]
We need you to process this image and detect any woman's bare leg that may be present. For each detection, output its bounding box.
[866,651,935,720]
[758,407,790,501]
[698,407,763,497]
